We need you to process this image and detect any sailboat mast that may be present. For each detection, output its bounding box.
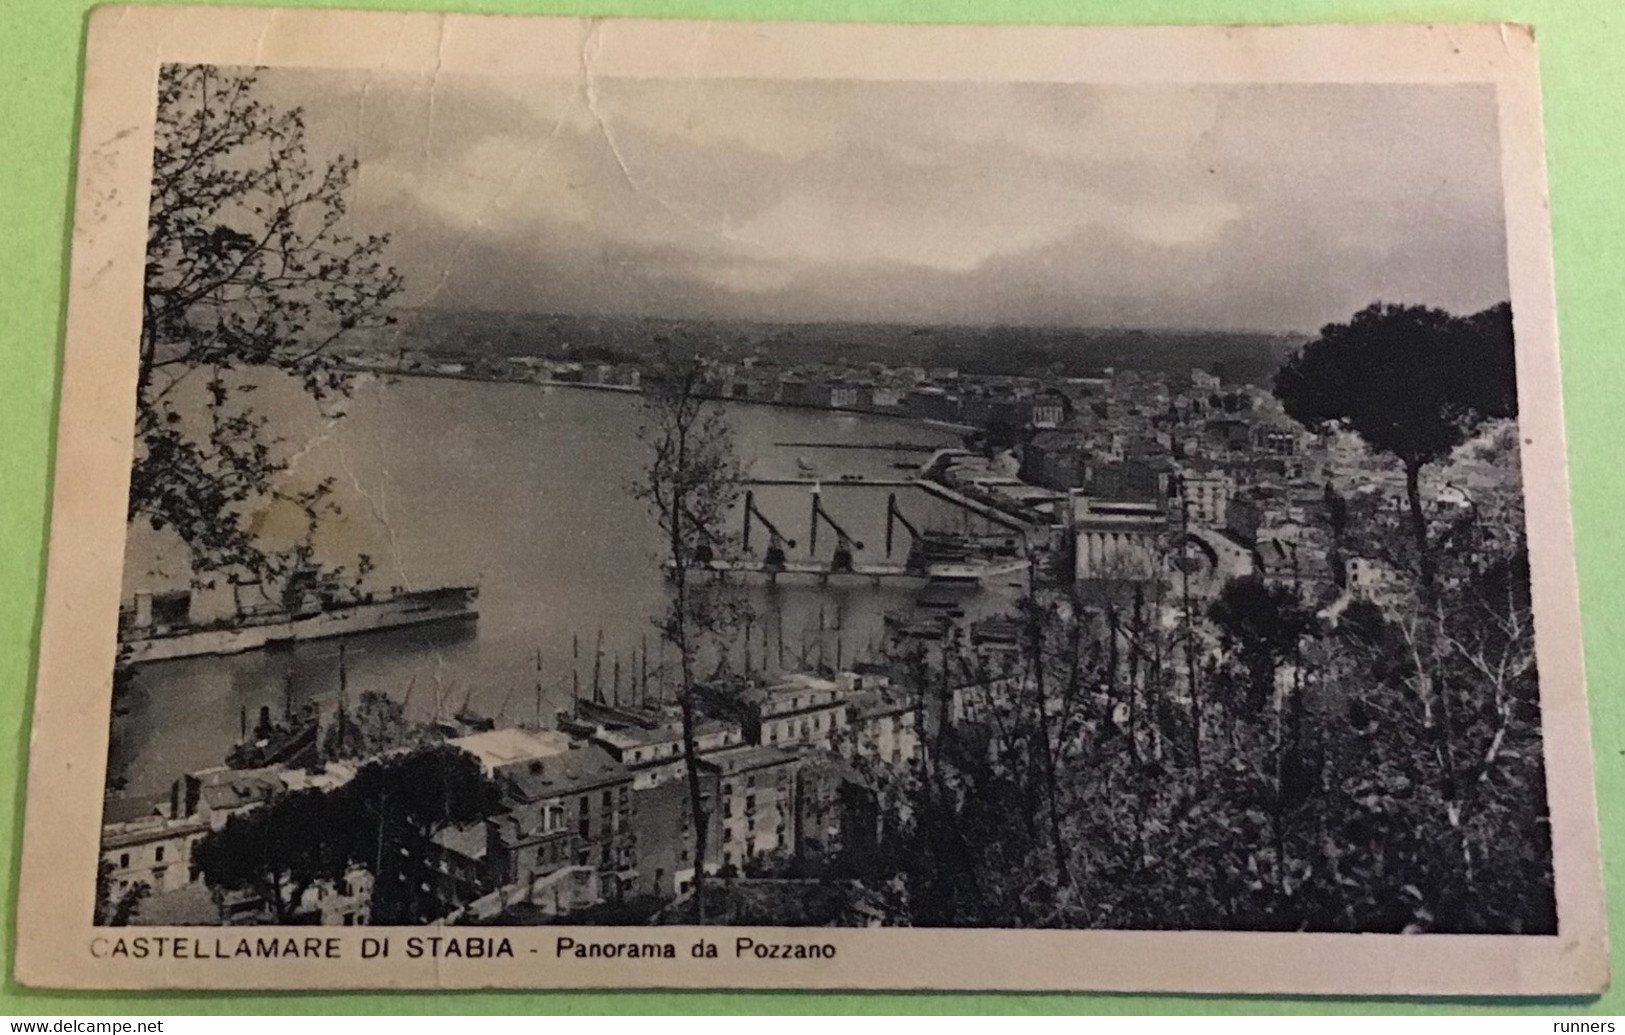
[592,629,604,703]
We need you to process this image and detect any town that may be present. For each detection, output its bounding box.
[99,321,1529,931]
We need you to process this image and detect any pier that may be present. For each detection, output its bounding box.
[772,441,941,452]
[913,479,1035,533]
[669,556,1028,584]
[742,477,918,487]
[683,558,925,580]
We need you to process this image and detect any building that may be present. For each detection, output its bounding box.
[746,673,851,752]
[710,745,802,872]
[905,387,960,422]
[1176,465,1235,528]
[1346,554,1406,609]
[793,754,877,862]
[626,766,722,898]
[871,387,903,409]
[486,743,635,898]
[1166,528,1256,600]
[591,718,744,786]
[1071,494,1167,584]
[172,766,286,830]
[451,727,575,775]
[777,377,809,406]
[1027,389,1068,430]
[1085,459,1168,504]
[844,688,921,768]
[1204,417,1253,452]
[429,822,492,915]
[298,868,373,926]
[1191,368,1222,392]
[1256,529,1333,594]
[1023,431,1086,491]
[131,761,368,925]
[828,384,864,409]
[588,718,736,898]
[215,866,373,927]
[100,813,209,899]
[1252,424,1298,454]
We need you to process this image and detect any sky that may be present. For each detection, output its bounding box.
[244,69,1509,333]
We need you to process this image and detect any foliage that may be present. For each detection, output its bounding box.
[93,861,150,926]
[1208,577,1318,713]
[192,788,350,923]
[632,340,752,924]
[343,745,501,923]
[192,745,498,925]
[838,302,1552,933]
[1272,302,1516,588]
[323,690,418,761]
[134,64,402,582]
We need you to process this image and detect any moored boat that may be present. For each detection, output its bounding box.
[119,584,479,664]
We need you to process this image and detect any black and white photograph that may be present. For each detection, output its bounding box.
[17,10,1606,994]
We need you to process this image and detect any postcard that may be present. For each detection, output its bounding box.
[14,7,1607,993]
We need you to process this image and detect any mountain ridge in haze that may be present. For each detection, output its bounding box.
[358,309,1308,386]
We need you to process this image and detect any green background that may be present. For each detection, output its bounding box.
[1,0,1620,1016]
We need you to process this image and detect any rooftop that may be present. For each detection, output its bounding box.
[592,717,735,751]
[101,813,210,850]
[850,687,918,720]
[753,672,842,700]
[707,744,801,775]
[452,727,574,773]
[101,796,166,826]
[281,761,359,793]
[128,882,221,927]
[193,769,285,813]
[431,821,489,862]
[496,742,631,802]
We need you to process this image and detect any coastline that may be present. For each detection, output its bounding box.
[367,366,981,435]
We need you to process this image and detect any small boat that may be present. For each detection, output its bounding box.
[913,593,967,617]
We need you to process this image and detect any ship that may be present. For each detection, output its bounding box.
[906,530,1024,583]
[118,582,479,664]
[227,702,321,770]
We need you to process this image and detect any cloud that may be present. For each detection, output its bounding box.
[245,69,1507,331]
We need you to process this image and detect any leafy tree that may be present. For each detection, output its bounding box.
[134,64,402,581]
[1208,577,1317,713]
[192,788,350,924]
[632,341,750,923]
[93,861,150,926]
[323,690,417,761]
[191,746,496,924]
[1324,482,1349,590]
[1272,302,1515,590]
[342,745,499,923]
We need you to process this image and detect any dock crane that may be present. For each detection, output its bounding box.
[809,485,864,573]
[885,492,927,574]
[886,491,995,577]
[742,490,796,571]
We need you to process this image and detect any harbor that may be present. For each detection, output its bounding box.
[107,382,1019,803]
